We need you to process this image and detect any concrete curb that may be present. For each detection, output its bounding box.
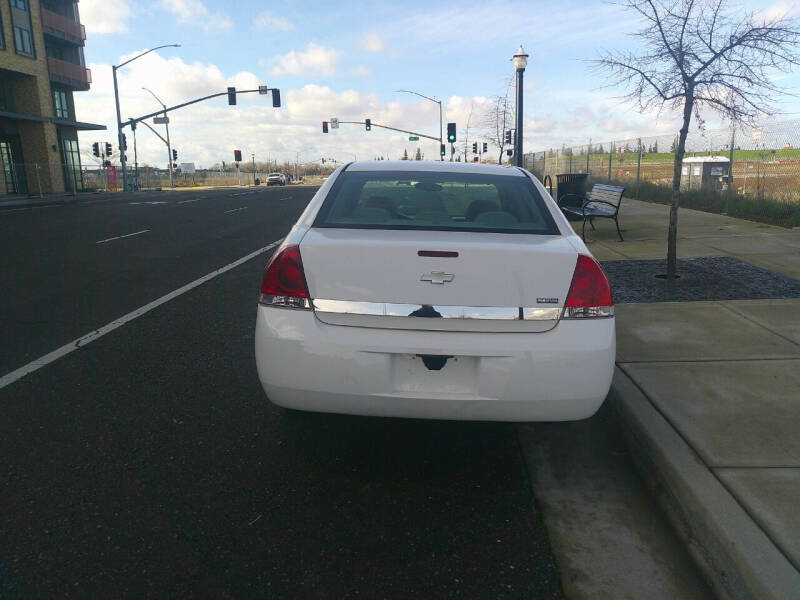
[609,367,800,600]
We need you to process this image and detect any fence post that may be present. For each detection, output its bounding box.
[635,138,642,199]
[725,127,735,214]
[608,144,613,182]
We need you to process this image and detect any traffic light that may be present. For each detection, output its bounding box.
[440,143,446,156]
[272,88,281,108]
[483,142,488,153]
[227,87,236,105]
[172,149,178,161]
[447,122,456,143]
[92,142,99,157]
[234,149,242,162]
[504,130,513,145]
[322,121,329,133]
[365,118,371,131]
[121,134,127,151]
[472,142,478,153]
[105,143,112,157]
[173,163,178,169]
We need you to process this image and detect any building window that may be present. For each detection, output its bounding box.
[62,138,83,192]
[54,90,69,119]
[13,25,34,56]
[10,0,26,10]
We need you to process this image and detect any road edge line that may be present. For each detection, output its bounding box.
[0,240,281,390]
[609,367,800,600]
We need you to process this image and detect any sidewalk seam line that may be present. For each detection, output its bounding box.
[718,302,800,348]
[711,467,800,573]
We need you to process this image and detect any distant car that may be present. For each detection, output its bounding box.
[267,173,286,186]
[255,161,615,422]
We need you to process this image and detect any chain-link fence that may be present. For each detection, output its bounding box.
[522,119,800,227]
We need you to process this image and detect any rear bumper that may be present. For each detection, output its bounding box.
[254,307,615,421]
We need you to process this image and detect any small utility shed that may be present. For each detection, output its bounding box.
[681,156,730,192]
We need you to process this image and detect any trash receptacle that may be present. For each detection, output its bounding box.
[555,173,588,220]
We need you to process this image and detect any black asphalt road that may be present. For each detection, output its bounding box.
[0,186,562,598]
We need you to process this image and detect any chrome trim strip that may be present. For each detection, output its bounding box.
[312,299,563,321]
[521,307,564,321]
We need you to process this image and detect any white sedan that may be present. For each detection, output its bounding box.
[255,161,615,421]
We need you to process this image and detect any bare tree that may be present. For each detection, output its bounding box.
[593,0,800,278]
[481,78,514,164]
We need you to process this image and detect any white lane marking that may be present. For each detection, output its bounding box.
[177,198,199,204]
[0,204,62,213]
[224,206,248,214]
[0,240,282,390]
[128,201,166,205]
[279,196,292,201]
[232,192,247,196]
[95,229,150,244]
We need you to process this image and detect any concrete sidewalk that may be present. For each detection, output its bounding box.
[581,200,800,599]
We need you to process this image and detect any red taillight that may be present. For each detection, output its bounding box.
[564,254,613,318]
[260,245,310,307]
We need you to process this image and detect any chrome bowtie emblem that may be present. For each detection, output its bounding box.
[421,271,455,285]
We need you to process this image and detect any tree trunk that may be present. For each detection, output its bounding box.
[667,90,693,280]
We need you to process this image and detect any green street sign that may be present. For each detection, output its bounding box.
[408,136,419,141]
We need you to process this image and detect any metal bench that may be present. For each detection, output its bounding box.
[560,184,625,242]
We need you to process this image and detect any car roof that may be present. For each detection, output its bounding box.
[344,160,525,176]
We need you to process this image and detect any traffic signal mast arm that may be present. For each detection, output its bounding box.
[122,88,278,129]
[335,121,440,142]
[136,118,169,145]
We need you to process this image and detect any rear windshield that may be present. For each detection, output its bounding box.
[313,170,559,234]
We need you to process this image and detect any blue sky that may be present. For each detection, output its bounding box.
[75,0,800,168]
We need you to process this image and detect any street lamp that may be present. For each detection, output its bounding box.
[395,89,443,161]
[511,45,529,168]
[113,43,180,191]
[142,87,175,188]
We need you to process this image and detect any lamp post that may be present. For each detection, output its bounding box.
[395,89,443,161]
[511,45,528,168]
[112,43,180,192]
[142,87,174,188]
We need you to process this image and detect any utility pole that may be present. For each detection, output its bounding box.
[131,119,138,189]
[252,154,256,185]
[112,43,180,191]
[142,87,174,188]
[725,125,735,214]
[395,89,443,161]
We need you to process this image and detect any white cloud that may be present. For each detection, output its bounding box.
[757,1,800,21]
[269,43,341,76]
[254,11,293,31]
[360,33,386,53]
[80,0,133,34]
[350,65,372,77]
[159,0,232,31]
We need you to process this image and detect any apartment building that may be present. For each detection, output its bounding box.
[0,0,104,195]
